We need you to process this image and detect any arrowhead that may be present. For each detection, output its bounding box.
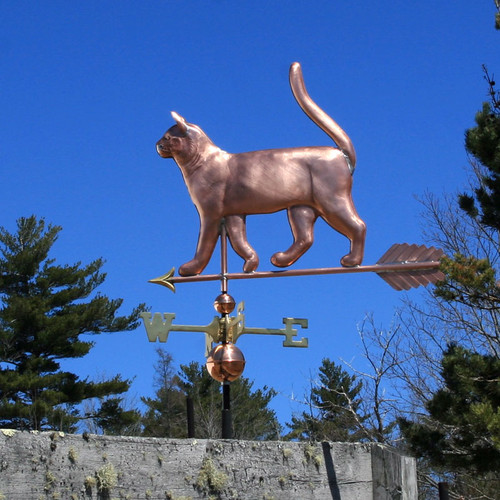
[149,268,176,292]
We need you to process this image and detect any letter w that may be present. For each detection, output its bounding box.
[140,312,175,342]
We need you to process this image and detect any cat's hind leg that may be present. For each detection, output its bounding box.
[320,196,366,267]
[271,206,317,267]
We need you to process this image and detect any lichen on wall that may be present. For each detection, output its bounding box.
[0,431,417,499]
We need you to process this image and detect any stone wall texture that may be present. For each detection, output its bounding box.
[0,430,417,499]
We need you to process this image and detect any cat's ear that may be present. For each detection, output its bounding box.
[171,111,188,135]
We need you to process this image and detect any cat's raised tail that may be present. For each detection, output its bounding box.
[289,62,356,172]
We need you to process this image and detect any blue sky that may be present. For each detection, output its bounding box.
[1,2,498,428]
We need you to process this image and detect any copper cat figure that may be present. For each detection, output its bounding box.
[156,62,366,277]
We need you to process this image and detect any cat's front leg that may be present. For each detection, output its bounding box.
[225,215,259,272]
[178,217,220,276]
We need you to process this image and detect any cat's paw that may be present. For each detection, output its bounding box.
[179,260,204,276]
[243,254,259,273]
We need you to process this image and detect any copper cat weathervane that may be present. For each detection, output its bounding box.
[156,62,365,276]
[141,63,443,436]
[149,62,443,292]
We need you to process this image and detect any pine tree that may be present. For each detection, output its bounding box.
[229,376,281,440]
[438,66,500,315]
[395,11,500,493]
[178,361,221,439]
[399,344,500,473]
[0,216,145,431]
[178,360,281,440]
[90,397,142,436]
[141,350,280,440]
[141,348,187,438]
[82,389,143,436]
[459,67,500,230]
[286,358,366,442]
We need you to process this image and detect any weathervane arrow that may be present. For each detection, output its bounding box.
[149,243,444,293]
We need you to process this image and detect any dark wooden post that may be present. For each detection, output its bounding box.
[186,396,195,438]
[221,381,233,439]
[438,482,449,500]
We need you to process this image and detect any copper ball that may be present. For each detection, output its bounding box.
[206,343,245,382]
[213,293,236,314]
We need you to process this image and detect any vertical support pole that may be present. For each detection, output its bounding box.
[219,221,233,438]
[220,219,228,295]
[186,396,195,438]
[221,381,233,439]
[438,482,449,500]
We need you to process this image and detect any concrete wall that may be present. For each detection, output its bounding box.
[0,430,417,499]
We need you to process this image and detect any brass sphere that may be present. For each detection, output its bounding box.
[213,293,236,314]
[206,343,245,382]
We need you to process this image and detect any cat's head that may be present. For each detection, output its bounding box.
[156,112,211,160]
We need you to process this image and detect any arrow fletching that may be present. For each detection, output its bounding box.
[376,243,444,291]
